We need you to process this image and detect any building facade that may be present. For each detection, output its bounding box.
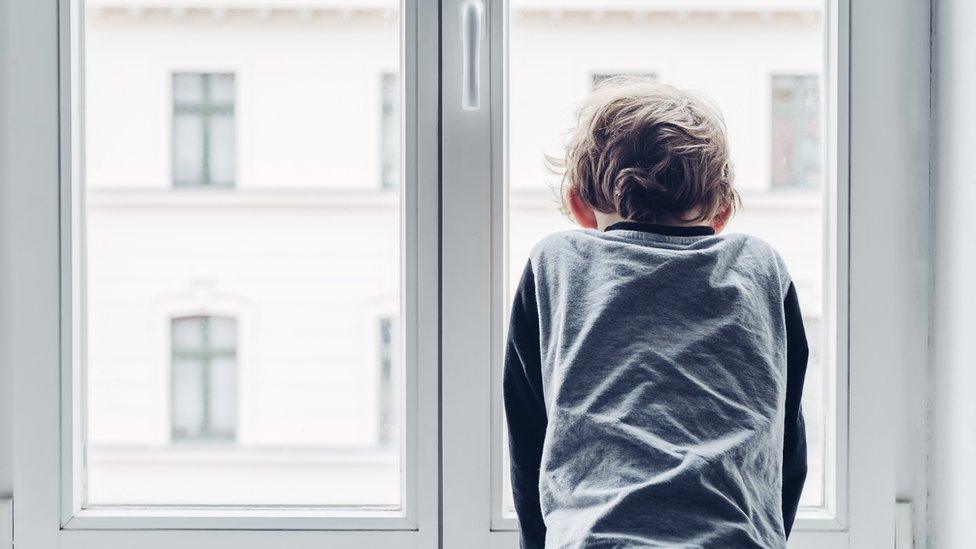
[83,0,825,509]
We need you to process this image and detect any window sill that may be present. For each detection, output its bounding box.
[85,188,399,209]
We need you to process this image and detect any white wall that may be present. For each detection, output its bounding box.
[86,11,398,190]
[894,0,932,546]
[0,0,25,507]
[931,0,976,546]
[86,196,400,448]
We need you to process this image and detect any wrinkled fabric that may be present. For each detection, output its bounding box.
[524,228,793,548]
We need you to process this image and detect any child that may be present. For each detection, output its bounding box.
[504,79,808,548]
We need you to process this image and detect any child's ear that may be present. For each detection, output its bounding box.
[568,189,599,229]
[710,205,733,234]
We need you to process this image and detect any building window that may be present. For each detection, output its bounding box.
[591,72,657,89]
[380,73,400,190]
[378,316,397,446]
[171,315,238,442]
[172,73,236,188]
[771,74,821,189]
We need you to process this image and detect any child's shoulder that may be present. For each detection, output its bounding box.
[718,232,788,265]
[716,231,783,256]
[714,232,793,291]
[528,229,788,267]
[527,229,599,259]
[529,228,782,253]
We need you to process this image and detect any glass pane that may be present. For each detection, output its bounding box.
[171,316,204,350]
[209,316,237,350]
[772,75,821,189]
[209,356,238,437]
[208,112,236,185]
[83,1,403,508]
[209,73,236,105]
[504,1,827,515]
[173,73,204,105]
[172,358,205,438]
[173,113,204,184]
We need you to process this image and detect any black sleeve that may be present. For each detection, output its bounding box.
[782,282,809,537]
[503,261,548,549]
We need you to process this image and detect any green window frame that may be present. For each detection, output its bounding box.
[172,72,236,188]
[770,74,821,189]
[171,315,238,442]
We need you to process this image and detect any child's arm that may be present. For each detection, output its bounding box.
[503,261,548,549]
[782,282,810,537]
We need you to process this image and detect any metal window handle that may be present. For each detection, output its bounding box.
[460,0,485,111]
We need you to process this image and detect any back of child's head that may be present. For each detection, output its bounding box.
[552,77,740,224]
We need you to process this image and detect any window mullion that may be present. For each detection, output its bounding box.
[200,316,212,438]
[439,0,496,547]
[201,74,212,186]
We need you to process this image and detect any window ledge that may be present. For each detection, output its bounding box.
[86,188,399,209]
[87,445,398,466]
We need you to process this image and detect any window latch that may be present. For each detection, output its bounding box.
[460,0,485,111]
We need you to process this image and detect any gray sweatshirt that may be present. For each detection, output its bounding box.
[504,221,808,549]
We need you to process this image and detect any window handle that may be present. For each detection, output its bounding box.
[460,0,485,111]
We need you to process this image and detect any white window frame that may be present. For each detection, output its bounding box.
[7,0,439,547]
[440,0,912,548]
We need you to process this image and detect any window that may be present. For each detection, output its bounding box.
[487,0,835,541]
[7,0,917,546]
[771,74,821,189]
[172,72,236,188]
[377,317,397,446]
[76,2,417,515]
[380,72,400,190]
[171,316,238,442]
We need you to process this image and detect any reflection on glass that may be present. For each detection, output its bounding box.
[505,2,826,512]
[83,2,402,507]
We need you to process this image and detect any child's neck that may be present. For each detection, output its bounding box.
[594,212,709,232]
[594,212,628,231]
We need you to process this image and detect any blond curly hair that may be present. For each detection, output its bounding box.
[549,77,740,224]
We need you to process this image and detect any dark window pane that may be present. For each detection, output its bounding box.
[172,72,235,187]
[771,74,821,189]
[171,316,237,442]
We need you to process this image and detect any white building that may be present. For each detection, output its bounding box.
[82,0,825,508]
